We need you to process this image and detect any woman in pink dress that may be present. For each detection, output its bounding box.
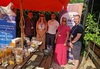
[54,17,70,67]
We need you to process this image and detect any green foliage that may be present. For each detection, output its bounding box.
[84,13,100,46]
[70,0,84,3]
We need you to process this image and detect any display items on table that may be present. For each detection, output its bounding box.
[9,55,14,65]
[31,37,42,48]
[0,47,13,67]
[0,37,42,68]
[24,37,30,47]
[10,37,21,47]
[15,53,23,64]
[0,49,5,64]
[24,48,30,57]
[12,48,23,64]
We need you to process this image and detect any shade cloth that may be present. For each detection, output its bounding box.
[0,0,70,11]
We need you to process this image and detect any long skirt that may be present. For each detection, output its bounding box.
[54,44,68,65]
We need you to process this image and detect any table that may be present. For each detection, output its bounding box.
[0,50,53,69]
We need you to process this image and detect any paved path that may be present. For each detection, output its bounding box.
[51,57,96,69]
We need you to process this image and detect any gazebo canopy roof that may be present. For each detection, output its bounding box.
[0,0,70,11]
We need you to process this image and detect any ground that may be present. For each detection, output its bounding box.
[51,57,96,69]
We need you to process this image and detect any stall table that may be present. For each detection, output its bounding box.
[0,50,53,69]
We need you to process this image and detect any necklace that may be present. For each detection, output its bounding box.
[28,18,34,29]
[58,25,65,36]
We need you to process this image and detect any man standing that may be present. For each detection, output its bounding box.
[24,11,35,40]
[69,15,84,69]
[46,12,59,50]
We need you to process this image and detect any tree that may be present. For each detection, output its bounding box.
[70,0,84,3]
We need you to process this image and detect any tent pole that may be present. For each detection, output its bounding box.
[20,0,24,49]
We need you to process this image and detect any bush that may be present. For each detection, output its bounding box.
[84,13,100,47]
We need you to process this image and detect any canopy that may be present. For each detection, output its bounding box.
[0,0,70,48]
[0,0,70,11]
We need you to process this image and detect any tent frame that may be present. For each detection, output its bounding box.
[20,0,24,49]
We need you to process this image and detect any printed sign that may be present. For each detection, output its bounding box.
[60,3,83,28]
[0,20,16,47]
[0,3,16,48]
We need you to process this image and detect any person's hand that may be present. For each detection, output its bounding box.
[38,34,41,38]
[55,39,57,44]
[69,42,73,48]
[41,34,45,38]
[64,43,66,46]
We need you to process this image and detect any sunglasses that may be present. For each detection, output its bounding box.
[40,16,44,17]
[62,20,66,22]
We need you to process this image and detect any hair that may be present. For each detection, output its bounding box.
[38,13,47,24]
[51,12,55,15]
[74,14,80,18]
[51,12,56,20]
[27,11,33,14]
[39,13,44,17]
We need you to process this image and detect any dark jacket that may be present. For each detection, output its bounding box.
[24,17,34,36]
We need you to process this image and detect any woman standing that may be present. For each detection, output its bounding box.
[54,17,70,67]
[36,13,47,52]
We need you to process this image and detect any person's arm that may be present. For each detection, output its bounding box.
[57,21,60,28]
[64,26,70,46]
[71,33,82,43]
[36,22,40,37]
[69,33,82,48]
[55,31,59,43]
[64,31,70,46]
[36,22,38,33]
[44,23,47,33]
[72,26,83,43]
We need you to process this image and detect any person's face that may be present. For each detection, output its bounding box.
[40,16,44,21]
[51,14,56,19]
[74,16,80,24]
[28,12,33,19]
[62,18,67,25]
[40,14,44,20]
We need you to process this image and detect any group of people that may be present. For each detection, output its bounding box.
[24,11,59,51]
[24,11,84,69]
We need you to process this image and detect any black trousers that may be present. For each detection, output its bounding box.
[46,33,55,49]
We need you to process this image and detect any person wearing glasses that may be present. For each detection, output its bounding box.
[36,13,47,52]
[54,17,70,67]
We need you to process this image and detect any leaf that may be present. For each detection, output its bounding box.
[84,13,100,47]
